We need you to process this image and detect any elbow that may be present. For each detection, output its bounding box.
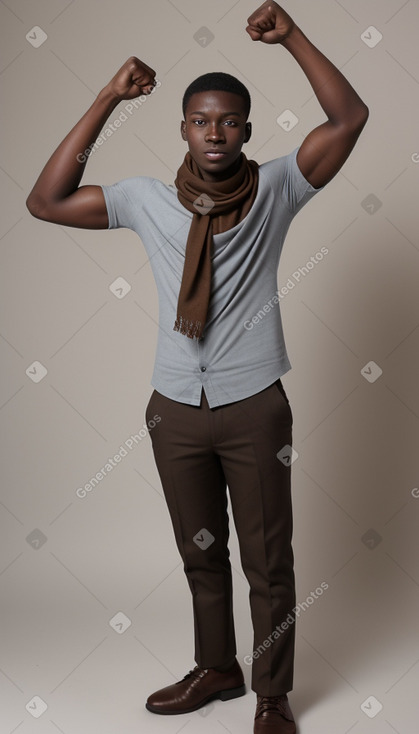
[26,192,49,220]
[331,104,369,136]
[336,104,369,138]
[337,102,369,130]
[26,195,37,217]
[352,103,370,130]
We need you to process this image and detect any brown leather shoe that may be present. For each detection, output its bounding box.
[145,660,245,715]
[254,694,296,733]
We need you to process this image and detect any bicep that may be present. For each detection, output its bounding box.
[27,184,109,229]
[297,117,368,189]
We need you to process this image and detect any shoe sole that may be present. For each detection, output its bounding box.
[145,683,246,715]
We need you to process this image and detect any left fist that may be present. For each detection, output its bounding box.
[246,1,295,44]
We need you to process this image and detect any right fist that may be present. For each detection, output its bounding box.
[105,56,157,101]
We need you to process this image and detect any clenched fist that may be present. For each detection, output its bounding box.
[103,56,157,102]
[246,1,295,44]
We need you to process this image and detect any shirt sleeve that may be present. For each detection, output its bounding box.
[260,146,326,215]
[101,176,156,230]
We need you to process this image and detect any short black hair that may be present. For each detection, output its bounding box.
[182,72,251,119]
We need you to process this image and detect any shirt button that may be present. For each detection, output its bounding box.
[200,366,207,372]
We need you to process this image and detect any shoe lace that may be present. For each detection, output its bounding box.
[256,694,294,721]
[181,665,208,683]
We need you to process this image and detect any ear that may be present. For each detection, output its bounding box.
[180,120,187,141]
[244,122,252,143]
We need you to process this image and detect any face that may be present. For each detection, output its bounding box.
[181,90,252,182]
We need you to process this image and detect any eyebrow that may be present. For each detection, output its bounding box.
[188,111,242,117]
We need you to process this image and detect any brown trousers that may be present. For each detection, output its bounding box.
[145,378,295,696]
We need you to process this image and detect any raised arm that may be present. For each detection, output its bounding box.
[246,1,369,189]
[26,57,157,229]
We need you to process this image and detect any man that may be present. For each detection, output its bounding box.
[26,2,368,731]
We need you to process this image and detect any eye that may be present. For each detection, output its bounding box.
[224,120,237,126]
[192,119,206,125]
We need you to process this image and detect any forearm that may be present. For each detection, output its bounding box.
[281,25,369,126]
[26,88,120,212]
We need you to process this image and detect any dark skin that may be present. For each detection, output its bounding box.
[180,91,252,183]
[26,1,368,228]
[245,1,369,188]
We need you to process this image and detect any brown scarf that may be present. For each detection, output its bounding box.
[173,151,259,339]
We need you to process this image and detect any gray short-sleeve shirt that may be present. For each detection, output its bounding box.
[101,146,324,408]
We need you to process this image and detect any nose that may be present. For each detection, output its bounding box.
[205,122,225,142]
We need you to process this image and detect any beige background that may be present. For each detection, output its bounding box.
[1,0,419,732]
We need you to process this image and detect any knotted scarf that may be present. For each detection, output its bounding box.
[173,150,259,339]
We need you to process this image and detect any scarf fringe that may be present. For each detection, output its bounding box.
[173,315,202,340]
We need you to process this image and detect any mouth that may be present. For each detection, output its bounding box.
[204,151,227,160]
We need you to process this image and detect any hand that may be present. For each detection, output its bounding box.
[246,1,295,44]
[102,56,157,102]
